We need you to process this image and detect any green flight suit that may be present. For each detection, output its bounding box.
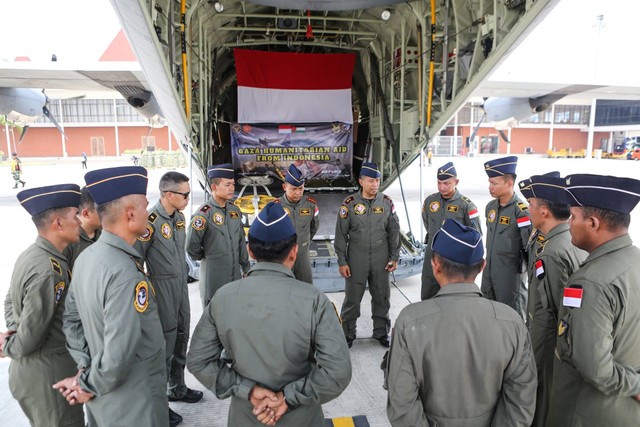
[481,194,532,317]
[526,228,545,286]
[526,222,586,427]
[276,194,320,284]
[63,231,168,427]
[420,190,482,300]
[3,236,85,427]
[334,190,400,341]
[385,283,537,427]
[546,234,640,426]
[64,227,101,271]
[135,202,191,398]
[187,262,352,426]
[187,199,250,307]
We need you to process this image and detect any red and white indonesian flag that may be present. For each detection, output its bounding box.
[563,287,583,308]
[234,49,356,124]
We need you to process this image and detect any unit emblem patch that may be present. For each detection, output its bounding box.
[354,203,366,215]
[54,281,65,303]
[339,206,348,219]
[488,209,497,223]
[138,225,153,242]
[213,212,224,225]
[134,281,149,313]
[161,223,172,239]
[429,201,440,212]
[558,319,568,337]
[192,215,206,230]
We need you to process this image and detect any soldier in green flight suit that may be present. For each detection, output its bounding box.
[481,156,532,318]
[187,163,250,307]
[544,174,640,426]
[275,164,319,284]
[136,171,202,427]
[187,201,351,427]
[64,186,102,271]
[53,166,169,427]
[518,174,587,427]
[1,184,84,427]
[335,162,400,348]
[420,161,482,300]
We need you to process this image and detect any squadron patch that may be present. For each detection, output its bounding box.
[487,209,497,223]
[229,211,239,219]
[54,281,65,303]
[176,221,185,230]
[339,206,348,219]
[429,201,440,212]
[192,215,206,230]
[134,281,149,313]
[373,206,384,214]
[213,212,224,225]
[535,259,545,280]
[49,258,62,275]
[138,225,153,242]
[354,203,367,215]
[161,223,172,239]
[558,319,568,337]
[446,204,459,213]
[148,212,158,223]
[499,216,510,225]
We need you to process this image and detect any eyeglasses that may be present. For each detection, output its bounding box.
[165,190,190,199]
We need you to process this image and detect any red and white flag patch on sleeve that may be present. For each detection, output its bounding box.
[563,286,583,308]
[535,259,545,279]
[314,205,319,217]
[517,216,532,228]
[468,209,479,219]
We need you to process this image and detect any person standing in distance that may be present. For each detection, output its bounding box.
[386,219,536,427]
[136,171,202,427]
[420,161,482,300]
[481,156,532,317]
[275,164,319,284]
[1,184,84,427]
[54,166,168,427]
[187,163,250,307]
[545,174,640,426]
[187,202,351,426]
[518,174,587,427]
[335,162,400,348]
[10,152,26,188]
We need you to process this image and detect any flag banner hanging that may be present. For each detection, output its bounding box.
[231,123,353,183]
[234,49,356,124]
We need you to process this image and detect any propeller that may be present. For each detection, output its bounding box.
[42,101,68,141]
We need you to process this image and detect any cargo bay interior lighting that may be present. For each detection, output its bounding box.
[214,1,224,13]
[381,9,391,21]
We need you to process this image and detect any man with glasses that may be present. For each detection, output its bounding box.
[136,171,202,427]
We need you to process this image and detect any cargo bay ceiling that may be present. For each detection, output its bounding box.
[109,0,559,185]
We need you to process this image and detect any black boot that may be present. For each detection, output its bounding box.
[169,408,183,427]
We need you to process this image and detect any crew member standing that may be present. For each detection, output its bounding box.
[481,156,531,317]
[187,164,250,307]
[1,184,84,427]
[335,162,400,348]
[64,186,102,270]
[276,164,319,284]
[136,171,202,427]
[545,174,640,426]
[420,161,482,300]
[54,166,168,427]
[519,174,587,427]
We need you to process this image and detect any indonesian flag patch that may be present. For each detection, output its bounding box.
[517,216,532,228]
[468,209,479,219]
[563,286,583,308]
[535,259,545,280]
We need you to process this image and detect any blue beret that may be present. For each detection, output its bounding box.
[484,156,518,177]
[563,174,640,214]
[208,164,235,180]
[84,166,147,205]
[518,172,562,200]
[432,219,484,265]
[360,162,381,179]
[249,201,296,242]
[285,164,304,187]
[437,162,457,180]
[18,184,81,217]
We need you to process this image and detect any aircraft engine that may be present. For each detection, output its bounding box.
[0,88,46,123]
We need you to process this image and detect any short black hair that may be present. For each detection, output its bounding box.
[96,198,122,224]
[540,199,570,221]
[503,173,517,183]
[79,186,96,211]
[248,234,297,263]
[31,207,67,230]
[581,206,630,231]
[159,171,189,192]
[432,252,484,280]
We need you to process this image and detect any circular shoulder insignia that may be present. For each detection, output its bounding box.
[138,225,153,242]
[283,207,291,216]
[192,215,206,231]
[134,281,149,313]
[354,203,366,215]
[488,209,497,223]
[161,223,172,239]
[339,205,348,219]
[429,201,440,213]
[54,281,65,303]
[558,319,568,337]
[213,212,225,225]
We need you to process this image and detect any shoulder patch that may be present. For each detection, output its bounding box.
[148,212,158,223]
[517,202,528,212]
[344,196,355,205]
[134,281,149,313]
[562,285,583,308]
[192,215,206,230]
[339,205,348,219]
[138,225,153,242]
[54,281,65,303]
[535,259,545,280]
[200,204,211,213]
[306,196,317,204]
[49,257,62,275]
